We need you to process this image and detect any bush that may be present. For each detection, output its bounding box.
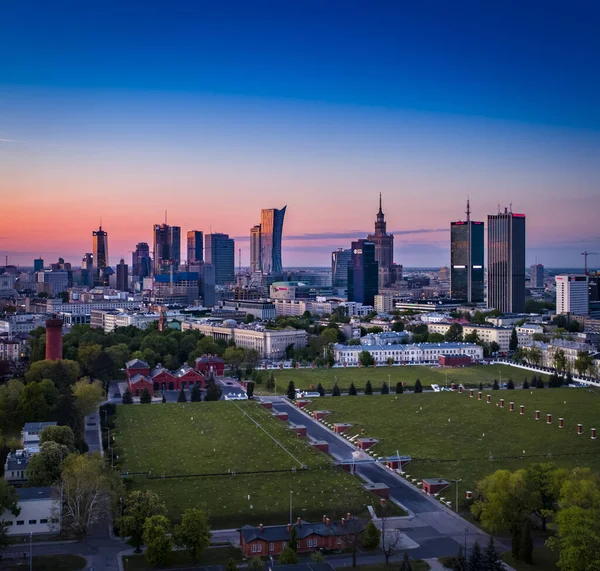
[492,380,500,390]
[381,381,389,395]
[279,547,298,565]
[140,388,152,404]
[332,383,341,396]
[348,382,357,396]
[317,383,325,397]
[396,382,403,394]
[414,379,422,393]
[365,380,373,395]
[122,388,133,405]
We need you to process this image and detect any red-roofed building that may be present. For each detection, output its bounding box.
[195,355,225,378]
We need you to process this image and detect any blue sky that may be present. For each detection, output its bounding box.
[1,1,599,268]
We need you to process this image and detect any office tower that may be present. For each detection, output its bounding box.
[332,248,352,289]
[589,274,600,303]
[81,253,94,287]
[367,194,394,287]
[187,231,203,264]
[45,316,63,360]
[556,275,589,316]
[450,200,484,303]
[530,264,544,288]
[259,206,286,274]
[250,225,262,273]
[439,266,450,281]
[116,258,129,292]
[153,223,181,275]
[92,226,109,278]
[199,263,216,307]
[132,242,151,279]
[205,233,235,285]
[347,239,378,306]
[487,207,526,313]
[33,258,44,272]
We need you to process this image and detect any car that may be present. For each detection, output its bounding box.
[431,384,441,392]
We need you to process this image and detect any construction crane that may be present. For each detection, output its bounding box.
[582,251,598,275]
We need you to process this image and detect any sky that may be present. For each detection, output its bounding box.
[1,1,599,269]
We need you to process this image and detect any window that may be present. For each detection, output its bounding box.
[40,519,48,524]
[5,521,12,526]
[269,543,274,551]
[17,521,24,526]
[251,544,257,553]
[29,520,36,525]
[282,542,287,549]
[337,537,342,545]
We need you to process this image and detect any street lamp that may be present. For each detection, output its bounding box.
[29,532,32,571]
[451,479,461,513]
[497,370,502,387]
[289,490,293,524]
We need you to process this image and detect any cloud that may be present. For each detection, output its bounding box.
[234,228,448,241]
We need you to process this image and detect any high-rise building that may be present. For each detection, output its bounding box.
[367,194,394,287]
[250,225,262,273]
[332,248,351,290]
[205,233,235,285]
[450,201,484,303]
[187,231,203,264]
[92,226,109,279]
[347,240,378,306]
[199,263,216,307]
[589,274,600,303]
[116,258,129,292]
[81,253,94,287]
[530,264,545,288]
[556,275,589,316]
[153,224,181,275]
[259,207,286,275]
[132,242,151,280]
[33,258,44,273]
[487,208,526,313]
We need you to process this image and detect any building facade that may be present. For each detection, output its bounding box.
[348,240,378,306]
[250,225,262,273]
[259,206,286,275]
[205,233,235,285]
[331,248,351,293]
[530,264,545,288]
[153,223,181,275]
[187,231,203,264]
[374,294,394,313]
[367,194,394,287]
[132,242,152,281]
[92,226,109,281]
[116,258,128,292]
[425,322,512,352]
[487,208,526,313]
[2,487,60,536]
[152,272,199,305]
[450,201,484,302]
[556,275,589,316]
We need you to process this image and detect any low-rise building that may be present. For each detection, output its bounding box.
[0,336,25,361]
[516,323,545,347]
[536,339,597,370]
[2,487,61,536]
[3,450,31,484]
[0,314,47,335]
[340,302,374,317]
[374,294,394,313]
[333,342,483,365]
[22,422,57,453]
[90,309,161,333]
[360,331,411,345]
[218,300,276,321]
[426,322,512,352]
[486,313,545,327]
[125,359,205,396]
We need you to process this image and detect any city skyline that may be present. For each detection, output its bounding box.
[1,2,598,268]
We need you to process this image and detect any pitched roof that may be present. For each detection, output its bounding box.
[125,359,149,369]
[150,367,175,379]
[17,487,54,501]
[174,365,202,378]
[195,355,225,364]
[23,422,57,433]
[129,373,152,385]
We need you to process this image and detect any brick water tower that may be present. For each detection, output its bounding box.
[45,316,63,360]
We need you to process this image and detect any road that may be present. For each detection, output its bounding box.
[264,397,504,560]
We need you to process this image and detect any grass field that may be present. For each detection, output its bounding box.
[122,545,242,570]
[501,546,559,571]
[305,387,600,504]
[115,401,401,528]
[0,555,86,571]
[262,364,549,393]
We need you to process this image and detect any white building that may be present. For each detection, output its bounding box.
[22,422,57,454]
[556,275,589,316]
[2,487,61,536]
[360,331,411,345]
[420,312,450,324]
[0,314,48,335]
[374,294,394,313]
[515,323,545,347]
[182,320,307,359]
[273,299,339,317]
[90,309,162,333]
[333,342,483,365]
[340,302,374,317]
[45,298,142,316]
[426,322,512,352]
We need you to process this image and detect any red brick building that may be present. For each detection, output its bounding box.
[125,359,205,396]
[195,355,225,378]
[239,515,367,557]
[422,478,450,495]
[438,354,472,367]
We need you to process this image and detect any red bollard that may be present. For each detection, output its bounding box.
[470,389,474,398]
[458,386,463,394]
[509,402,515,412]
[520,405,525,415]
[592,428,597,440]
[578,424,583,435]
[486,394,491,404]
[559,418,564,428]
[535,410,541,420]
[547,413,552,424]
[500,399,504,408]
[478,391,482,401]
[465,491,472,500]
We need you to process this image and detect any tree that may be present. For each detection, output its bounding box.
[481,538,504,571]
[77,343,103,377]
[381,381,389,395]
[40,425,75,451]
[468,541,483,570]
[310,551,325,563]
[396,382,403,394]
[489,341,500,354]
[358,350,375,367]
[25,359,80,389]
[348,382,357,396]
[362,520,380,550]
[509,328,519,351]
[286,381,296,400]
[55,387,83,442]
[519,523,533,565]
[173,508,211,563]
[565,371,573,385]
[553,349,567,373]
[226,558,239,571]
[444,323,463,342]
[522,378,529,389]
[140,388,152,404]
[332,383,341,396]
[190,383,202,402]
[506,379,514,390]
[26,441,70,486]
[525,462,561,532]
[73,378,105,418]
[391,321,404,332]
[143,515,172,566]
[204,380,222,401]
[479,382,483,391]
[379,503,400,564]
[249,557,263,570]
[574,351,593,377]
[246,381,255,398]
[118,490,167,552]
[528,345,542,366]
[59,453,117,536]
[162,394,167,403]
[451,547,467,571]
[0,479,20,551]
[413,379,422,393]
[537,376,545,389]
[122,387,133,404]
[399,551,413,571]
[464,331,480,344]
[279,546,298,564]
[364,380,373,395]
[18,380,56,421]
[178,388,187,403]
[492,379,499,390]
[317,383,325,397]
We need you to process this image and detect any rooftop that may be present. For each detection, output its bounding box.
[17,487,54,501]
[23,422,57,433]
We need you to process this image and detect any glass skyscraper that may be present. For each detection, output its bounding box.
[450,201,484,303]
[332,248,351,289]
[205,233,235,285]
[250,225,262,273]
[92,226,108,281]
[187,231,203,264]
[260,206,286,275]
[347,240,378,306]
[132,242,151,279]
[153,224,181,275]
[487,208,526,313]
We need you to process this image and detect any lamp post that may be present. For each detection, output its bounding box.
[497,370,502,387]
[289,490,293,524]
[29,532,32,571]
[451,479,461,513]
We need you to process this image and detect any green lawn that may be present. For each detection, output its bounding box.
[501,546,559,571]
[355,561,430,571]
[305,388,600,502]
[262,364,548,393]
[122,545,242,570]
[0,555,86,571]
[115,401,402,529]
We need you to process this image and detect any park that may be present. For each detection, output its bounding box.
[114,401,397,529]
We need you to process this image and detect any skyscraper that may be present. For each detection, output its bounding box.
[530,264,544,288]
[187,231,203,264]
[450,200,484,303]
[132,242,151,279]
[556,275,589,316]
[92,226,109,278]
[332,248,351,290]
[250,225,262,273]
[81,253,94,287]
[205,233,235,285]
[33,258,44,272]
[116,258,129,292]
[487,207,526,313]
[347,240,378,306]
[153,224,181,275]
[259,206,286,275]
[367,194,394,287]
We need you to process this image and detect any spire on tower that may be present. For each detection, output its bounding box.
[466,198,471,223]
[378,192,383,214]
